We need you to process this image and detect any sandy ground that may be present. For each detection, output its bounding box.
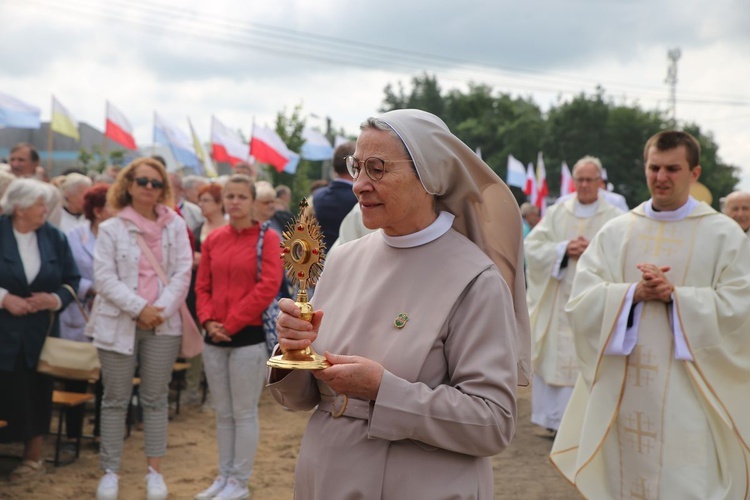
[0,385,579,499]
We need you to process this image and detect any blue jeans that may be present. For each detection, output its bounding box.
[203,342,267,484]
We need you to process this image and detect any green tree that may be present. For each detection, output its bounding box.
[78,146,128,174]
[380,76,544,202]
[272,104,310,206]
[683,124,741,210]
[380,73,444,117]
[378,76,740,208]
[544,90,667,205]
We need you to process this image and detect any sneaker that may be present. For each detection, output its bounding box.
[96,470,119,500]
[213,477,250,500]
[9,459,45,483]
[195,475,228,500]
[145,466,168,500]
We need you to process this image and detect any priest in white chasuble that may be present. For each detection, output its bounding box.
[551,130,750,499]
[525,156,623,434]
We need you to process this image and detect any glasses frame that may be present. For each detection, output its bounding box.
[344,155,414,181]
[133,176,165,189]
[573,176,602,185]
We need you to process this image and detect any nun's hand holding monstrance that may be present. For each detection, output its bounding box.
[275,298,323,354]
[267,199,330,370]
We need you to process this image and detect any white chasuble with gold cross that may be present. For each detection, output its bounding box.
[551,200,750,500]
[525,197,623,387]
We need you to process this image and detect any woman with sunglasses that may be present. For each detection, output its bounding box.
[88,157,192,500]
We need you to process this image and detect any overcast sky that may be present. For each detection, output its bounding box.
[2,0,749,189]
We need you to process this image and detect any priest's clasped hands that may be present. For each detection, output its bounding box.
[566,236,589,259]
[634,263,674,303]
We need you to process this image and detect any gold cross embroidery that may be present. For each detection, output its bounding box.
[623,411,657,454]
[638,223,681,257]
[559,356,578,380]
[629,477,650,500]
[627,346,658,387]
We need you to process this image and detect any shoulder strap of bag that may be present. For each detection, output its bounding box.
[44,282,89,337]
[255,221,270,282]
[135,234,169,286]
[61,283,89,322]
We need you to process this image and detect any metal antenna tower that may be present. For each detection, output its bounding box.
[665,48,682,127]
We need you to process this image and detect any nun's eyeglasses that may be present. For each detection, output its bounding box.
[344,155,413,181]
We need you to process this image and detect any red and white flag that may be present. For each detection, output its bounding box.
[523,162,538,206]
[536,151,548,215]
[560,161,575,196]
[211,116,248,166]
[105,101,137,149]
[249,124,300,174]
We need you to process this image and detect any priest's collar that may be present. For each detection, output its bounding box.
[573,199,599,218]
[645,196,698,221]
[382,211,455,248]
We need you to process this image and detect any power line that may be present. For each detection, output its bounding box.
[8,0,750,108]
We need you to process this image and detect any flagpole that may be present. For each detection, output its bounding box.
[47,96,54,172]
[248,116,255,164]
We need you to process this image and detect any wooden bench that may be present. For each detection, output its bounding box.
[51,390,95,466]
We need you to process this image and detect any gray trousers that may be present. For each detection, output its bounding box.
[203,343,267,483]
[98,329,181,472]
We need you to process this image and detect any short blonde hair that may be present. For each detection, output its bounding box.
[61,172,92,194]
[254,180,275,201]
[107,157,174,210]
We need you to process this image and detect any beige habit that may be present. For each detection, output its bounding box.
[268,109,529,499]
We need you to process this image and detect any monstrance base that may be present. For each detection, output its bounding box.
[267,352,331,370]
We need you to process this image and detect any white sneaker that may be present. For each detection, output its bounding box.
[213,477,250,500]
[96,470,119,500]
[145,466,168,500]
[195,475,228,500]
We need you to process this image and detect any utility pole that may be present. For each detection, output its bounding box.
[665,48,681,128]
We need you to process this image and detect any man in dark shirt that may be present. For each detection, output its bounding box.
[310,142,357,250]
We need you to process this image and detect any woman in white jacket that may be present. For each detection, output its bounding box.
[87,158,192,500]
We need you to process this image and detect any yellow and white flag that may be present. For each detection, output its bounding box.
[51,96,79,140]
[189,118,217,178]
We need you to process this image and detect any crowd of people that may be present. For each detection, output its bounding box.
[1,114,750,500]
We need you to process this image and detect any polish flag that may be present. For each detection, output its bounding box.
[560,161,575,196]
[249,124,300,174]
[523,162,538,206]
[536,152,548,215]
[211,116,248,166]
[105,101,137,149]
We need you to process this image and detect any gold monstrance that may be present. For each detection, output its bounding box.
[267,199,330,370]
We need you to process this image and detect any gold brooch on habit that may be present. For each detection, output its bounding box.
[394,313,409,329]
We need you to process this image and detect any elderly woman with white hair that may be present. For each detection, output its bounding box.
[269,109,530,499]
[58,172,93,233]
[0,178,80,483]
